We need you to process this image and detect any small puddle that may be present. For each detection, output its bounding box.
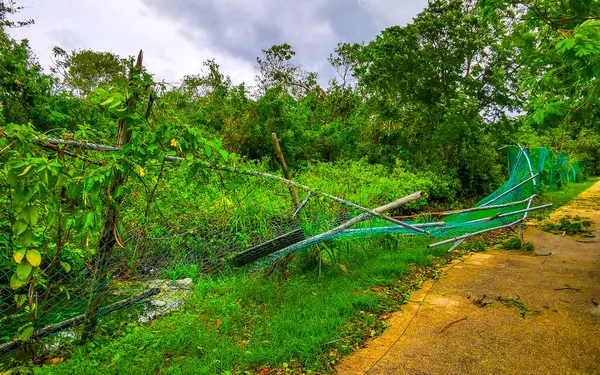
[137,278,193,323]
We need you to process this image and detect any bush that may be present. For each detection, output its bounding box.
[543,216,593,235]
[498,237,535,251]
[297,158,436,209]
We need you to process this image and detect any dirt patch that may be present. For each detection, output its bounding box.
[337,180,600,375]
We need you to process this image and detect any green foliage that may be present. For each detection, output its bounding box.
[0,44,232,345]
[0,30,53,126]
[482,0,600,174]
[462,241,486,252]
[50,48,128,97]
[298,159,433,209]
[497,237,534,251]
[495,295,532,318]
[500,237,522,250]
[542,216,594,235]
[0,0,599,371]
[33,236,450,374]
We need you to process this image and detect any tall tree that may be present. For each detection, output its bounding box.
[351,0,514,194]
[0,0,33,28]
[328,42,362,89]
[481,0,600,172]
[255,43,318,98]
[50,48,128,97]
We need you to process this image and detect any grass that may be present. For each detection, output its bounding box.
[12,177,597,375]
[528,177,599,221]
[538,177,599,208]
[25,236,451,375]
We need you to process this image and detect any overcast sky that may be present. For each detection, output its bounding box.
[10,0,428,86]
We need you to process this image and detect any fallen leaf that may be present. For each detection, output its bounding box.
[44,357,64,366]
[216,318,222,328]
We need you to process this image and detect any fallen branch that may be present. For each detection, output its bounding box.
[439,316,467,333]
[554,286,582,292]
[472,294,493,308]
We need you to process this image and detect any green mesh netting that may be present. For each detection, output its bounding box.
[263,146,582,261]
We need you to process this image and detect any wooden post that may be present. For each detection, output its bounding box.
[272,132,299,208]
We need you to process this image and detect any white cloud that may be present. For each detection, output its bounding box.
[9,0,429,86]
[11,0,257,85]
[359,0,425,28]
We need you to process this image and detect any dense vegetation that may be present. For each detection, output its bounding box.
[0,0,599,373]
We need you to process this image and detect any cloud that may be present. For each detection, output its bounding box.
[358,0,429,29]
[11,0,429,86]
[11,0,256,84]
[141,0,429,83]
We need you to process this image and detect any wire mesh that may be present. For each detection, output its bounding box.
[0,145,584,353]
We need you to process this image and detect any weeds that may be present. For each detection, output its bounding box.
[495,237,535,251]
[542,216,594,236]
[495,296,532,318]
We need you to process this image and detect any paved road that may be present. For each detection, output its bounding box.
[337,180,600,375]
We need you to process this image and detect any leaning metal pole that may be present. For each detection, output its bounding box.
[428,219,524,248]
[266,191,425,261]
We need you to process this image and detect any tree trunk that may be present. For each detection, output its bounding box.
[80,50,144,344]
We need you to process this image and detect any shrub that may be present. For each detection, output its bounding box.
[297,158,436,210]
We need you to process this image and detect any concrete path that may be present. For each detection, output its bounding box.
[337,180,600,375]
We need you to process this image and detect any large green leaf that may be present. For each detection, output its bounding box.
[18,228,33,246]
[21,205,39,226]
[10,273,27,289]
[16,262,32,280]
[12,219,27,236]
